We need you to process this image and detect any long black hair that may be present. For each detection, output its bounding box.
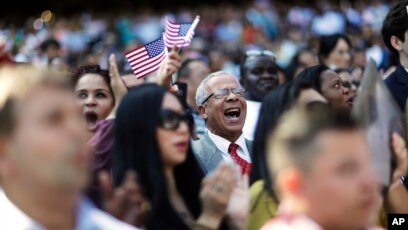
[112,83,204,229]
[250,81,312,198]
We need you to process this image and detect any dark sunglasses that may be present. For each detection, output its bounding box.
[158,109,193,131]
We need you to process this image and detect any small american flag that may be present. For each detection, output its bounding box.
[164,16,200,48]
[125,37,166,79]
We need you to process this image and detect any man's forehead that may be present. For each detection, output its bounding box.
[206,74,239,89]
[18,86,75,113]
[245,55,276,67]
[315,130,368,159]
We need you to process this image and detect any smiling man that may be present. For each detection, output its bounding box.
[240,50,280,140]
[192,71,252,175]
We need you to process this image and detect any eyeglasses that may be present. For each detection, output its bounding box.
[158,109,193,131]
[245,50,277,61]
[201,87,246,104]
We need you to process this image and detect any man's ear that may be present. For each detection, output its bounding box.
[391,35,404,52]
[276,167,302,197]
[197,105,208,120]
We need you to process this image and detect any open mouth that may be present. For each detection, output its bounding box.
[224,108,241,118]
[85,111,98,131]
[346,96,355,105]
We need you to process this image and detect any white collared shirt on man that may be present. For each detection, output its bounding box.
[0,187,138,230]
[207,130,252,164]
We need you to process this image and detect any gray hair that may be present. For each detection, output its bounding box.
[195,71,232,107]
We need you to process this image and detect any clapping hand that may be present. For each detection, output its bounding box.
[196,163,237,229]
[99,170,148,227]
[226,173,249,230]
[386,133,408,213]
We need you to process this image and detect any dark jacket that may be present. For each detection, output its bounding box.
[385,64,408,111]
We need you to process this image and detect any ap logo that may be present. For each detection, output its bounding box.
[388,214,408,230]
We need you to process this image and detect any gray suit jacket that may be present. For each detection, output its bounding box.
[192,132,253,174]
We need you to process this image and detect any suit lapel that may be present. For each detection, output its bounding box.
[199,133,223,173]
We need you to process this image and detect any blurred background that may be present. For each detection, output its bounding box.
[0,0,398,76]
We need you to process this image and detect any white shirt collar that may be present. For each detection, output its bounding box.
[207,130,251,162]
[0,187,137,230]
[0,187,45,230]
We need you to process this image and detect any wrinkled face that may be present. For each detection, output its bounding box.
[75,74,114,132]
[2,86,90,192]
[326,39,351,69]
[199,74,247,140]
[157,93,190,168]
[241,56,279,101]
[320,70,350,110]
[302,131,379,230]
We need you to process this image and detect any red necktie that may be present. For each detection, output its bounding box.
[228,143,252,175]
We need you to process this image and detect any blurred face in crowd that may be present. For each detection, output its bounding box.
[351,67,364,87]
[292,51,318,79]
[75,74,114,132]
[300,130,378,230]
[320,70,351,110]
[46,44,60,60]
[180,60,210,109]
[338,70,357,104]
[199,74,247,141]
[1,86,90,192]
[157,93,190,168]
[241,55,279,102]
[325,38,351,69]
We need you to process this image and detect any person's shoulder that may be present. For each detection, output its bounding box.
[79,199,139,230]
[90,208,138,230]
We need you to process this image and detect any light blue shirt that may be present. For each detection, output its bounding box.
[0,187,138,230]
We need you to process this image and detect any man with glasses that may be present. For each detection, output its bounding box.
[240,49,280,140]
[192,71,253,175]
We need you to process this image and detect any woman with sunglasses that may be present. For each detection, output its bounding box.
[112,83,238,229]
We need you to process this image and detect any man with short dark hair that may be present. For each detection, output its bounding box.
[0,66,136,229]
[178,58,210,139]
[382,1,408,110]
[262,103,380,230]
[240,50,279,140]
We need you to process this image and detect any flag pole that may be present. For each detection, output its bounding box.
[162,32,174,85]
[178,15,200,54]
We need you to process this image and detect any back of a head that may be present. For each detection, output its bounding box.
[267,103,358,189]
[113,83,166,188]
[0,65,70,136]
[251,81,311,186]
[294,65,329,94]
[381,0,408,56]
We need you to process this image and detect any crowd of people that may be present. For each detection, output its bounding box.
[1,0,408,229]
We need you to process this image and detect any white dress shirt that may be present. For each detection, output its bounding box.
[0,187,138,230]
[243,100,262,140]
[207,130,252,164]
